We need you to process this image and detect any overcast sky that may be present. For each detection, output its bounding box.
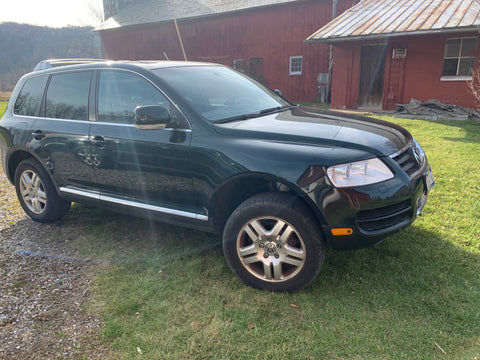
[0,0,103,28]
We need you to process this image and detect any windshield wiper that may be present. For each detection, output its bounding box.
[213,113,261,124]
[259,105,296,115]
[214,105,297,124]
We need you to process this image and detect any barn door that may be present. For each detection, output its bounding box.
[359,44,387,108]
[248,57,265,84]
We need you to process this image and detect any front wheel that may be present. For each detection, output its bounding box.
[223,193,325,292]
[14,158,71,223]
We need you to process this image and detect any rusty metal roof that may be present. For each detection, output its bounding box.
[306,0,480,43]
[98,0,299,30]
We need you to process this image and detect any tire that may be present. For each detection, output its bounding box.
[14,158,71,223]
[223,192,325,292]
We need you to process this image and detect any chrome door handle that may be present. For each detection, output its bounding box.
[91,136,106,148]
[31,130,45,140]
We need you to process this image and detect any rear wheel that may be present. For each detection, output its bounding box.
[223,193,325,292]
[14,158,71,223]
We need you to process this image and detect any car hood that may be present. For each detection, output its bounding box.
[213,107,412,157]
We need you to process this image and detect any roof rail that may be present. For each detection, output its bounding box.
[33,58,108,71]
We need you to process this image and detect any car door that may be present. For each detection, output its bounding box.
[9,74,49,151]
[26,70,97,191]
[89,69,197,218]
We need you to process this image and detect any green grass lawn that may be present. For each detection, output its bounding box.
[1,99,479,359]
[0,101,6,116]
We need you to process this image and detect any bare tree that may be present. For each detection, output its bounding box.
[466,0,480,103]
[81,0,105,26]
[467,68,480,103]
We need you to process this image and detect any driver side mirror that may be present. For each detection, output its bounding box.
[134,105,171,129]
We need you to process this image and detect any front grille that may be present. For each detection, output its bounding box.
[356,201,412,233]
[391,146,422,177]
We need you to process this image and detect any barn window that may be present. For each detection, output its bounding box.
[233,59,245,72]
[441,37,477,79]
[290,56,303,75]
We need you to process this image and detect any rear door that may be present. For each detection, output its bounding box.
[26,70,97,191]
[9,74,49,151]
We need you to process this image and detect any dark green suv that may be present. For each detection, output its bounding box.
[0,60,434,291]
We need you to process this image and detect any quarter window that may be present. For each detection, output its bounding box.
[289,56,303,75]
[97,71,168,124]
[45,72,91,120]
[442,37,477,77]
[14,76,48,116]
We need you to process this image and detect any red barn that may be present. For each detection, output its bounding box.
[98,0,355,102]
[306,0,480,110]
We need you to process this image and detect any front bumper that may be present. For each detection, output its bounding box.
[314,164,434,251]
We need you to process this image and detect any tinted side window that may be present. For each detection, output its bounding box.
[14,76,48,116]
[98,71,168,124]
[45,71,91,121]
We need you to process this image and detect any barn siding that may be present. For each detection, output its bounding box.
[330,32,480,110]
[99,0,353,102]
[402,33,480,108]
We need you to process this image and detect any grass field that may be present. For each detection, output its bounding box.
[85,115,480,359]
[0,101,6,115]
[1,100,479,359]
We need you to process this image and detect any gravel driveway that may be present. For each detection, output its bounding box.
[0,169,110,359]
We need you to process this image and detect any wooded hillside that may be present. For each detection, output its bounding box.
[0,22,100,91]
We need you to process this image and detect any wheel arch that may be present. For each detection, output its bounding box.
[210,173,328,236]
[12,156,71,222]
[6,149,37,183]
[7,150,66,200]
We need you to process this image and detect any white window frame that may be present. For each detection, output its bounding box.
[289,56,303,75]
[441,37,477,81]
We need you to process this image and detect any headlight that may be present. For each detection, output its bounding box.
[327,158,394,188]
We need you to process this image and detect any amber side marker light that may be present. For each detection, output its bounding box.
[331,228,353,236]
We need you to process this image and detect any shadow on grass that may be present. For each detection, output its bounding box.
[5,203,221,264]
[7,203,480,306]
[427,119,480,145]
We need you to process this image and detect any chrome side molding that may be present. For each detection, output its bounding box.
[59,187,208,221]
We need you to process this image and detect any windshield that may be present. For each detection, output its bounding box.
[153,66,292,122]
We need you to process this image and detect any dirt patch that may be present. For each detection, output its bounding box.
[0,92,11,101]
[0,170,111,359]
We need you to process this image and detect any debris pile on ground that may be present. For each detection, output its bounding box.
[395,98,480,121]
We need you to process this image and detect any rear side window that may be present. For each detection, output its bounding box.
[14,76,48,116]
[45,71,91,121]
